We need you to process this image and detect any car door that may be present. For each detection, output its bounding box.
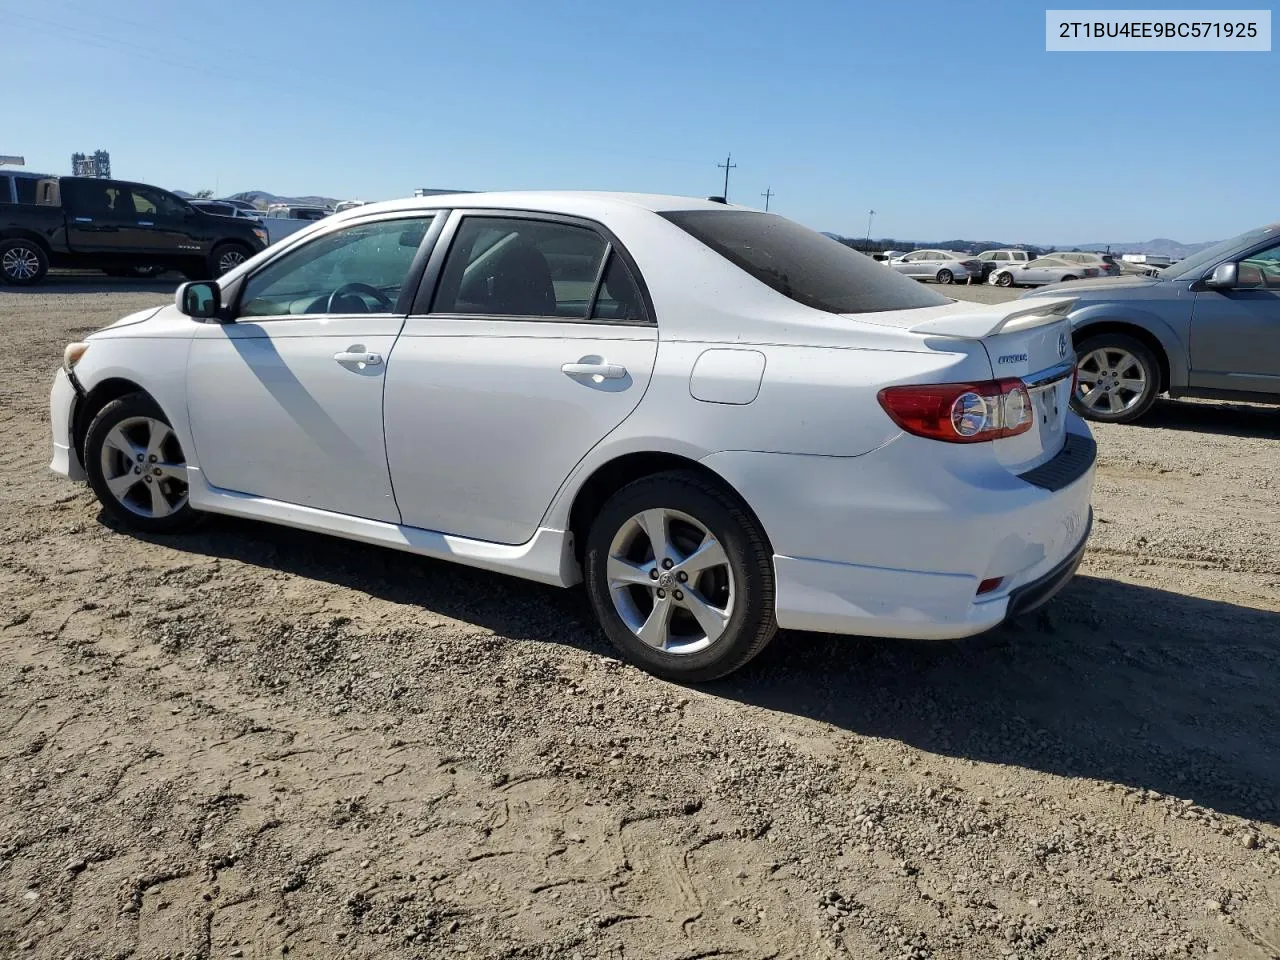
[126,185,201,256]
[383,212,658,545]
[61,179,136,253]
[1189,241,1280,394]
[900,251,928,277]
[186,213,440,522]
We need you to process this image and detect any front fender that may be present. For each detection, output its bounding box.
[1069,303,1189,389]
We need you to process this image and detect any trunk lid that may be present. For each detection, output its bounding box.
[906,297,1077,473]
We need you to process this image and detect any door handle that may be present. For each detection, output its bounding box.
[334,351,383,365]
[561,361,626,380]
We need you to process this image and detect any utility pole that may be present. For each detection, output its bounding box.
[865,209,876,249]
[760,186,774,211]
[716,153,737,201]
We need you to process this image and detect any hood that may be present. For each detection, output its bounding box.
[1020,275,1165,298]
[90,305,166,335]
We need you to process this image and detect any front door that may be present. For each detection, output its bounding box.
[1189,241,1280,395]
[186,214,438,522]
[126,185,203,257]
[384,213,658,545]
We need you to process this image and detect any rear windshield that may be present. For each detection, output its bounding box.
[661,210,950,314]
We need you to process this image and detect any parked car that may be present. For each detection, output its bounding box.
[0,176,268,285]
[334,200,368,213]
[189,199,262,221]
[1048,251,1122,277]
[975,248,1034,282]
[889,249,983,284]
[989,257,1100,288]
[49,193,1094,681]
[1020,222,1280,423]
[261,204,333,244]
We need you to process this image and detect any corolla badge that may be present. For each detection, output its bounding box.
[1058,332,1069,358]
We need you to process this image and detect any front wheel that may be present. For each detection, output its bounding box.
[209,242,251,277]
[584,471,777,683]
[0,239,49,285]
[936,268,954,284]
[84,393,201,534]
[1071,333,1161,423]
[996,271,1014,287]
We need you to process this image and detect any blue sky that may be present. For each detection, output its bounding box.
[2,0,1273,243]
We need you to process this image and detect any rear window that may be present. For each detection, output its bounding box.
[14,177,39,204]
[661,210,950,314]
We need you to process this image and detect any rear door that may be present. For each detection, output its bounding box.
[61,179,135,253]
[384,212,658,544]
[1189,240,1280,394]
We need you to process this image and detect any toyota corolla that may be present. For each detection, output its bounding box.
[49,193,1095,682]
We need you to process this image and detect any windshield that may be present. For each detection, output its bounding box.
[1162,224,1280,280]
[661,210,950,314]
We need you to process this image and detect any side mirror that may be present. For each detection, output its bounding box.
[176,280,221,320]
[1203,262,1238,289]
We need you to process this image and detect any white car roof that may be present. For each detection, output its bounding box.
[335,191,739,221]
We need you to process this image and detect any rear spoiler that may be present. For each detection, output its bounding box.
[907,295,1077,339]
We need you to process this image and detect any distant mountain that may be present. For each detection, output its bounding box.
[226,189,340,209]
[824,231,1217,259]
[1063,238,1216,259]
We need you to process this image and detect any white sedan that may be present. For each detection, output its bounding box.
[989,257,1101,287]
[49,193,1095,682]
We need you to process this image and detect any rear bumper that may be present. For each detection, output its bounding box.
[49,368,86,481]
[702,415,1096,641]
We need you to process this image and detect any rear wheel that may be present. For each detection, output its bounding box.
[0,239,49,285]
[84,393,200,534]
[1062,274,1079,282]
[584,471,776,683]
[936,268,954,284]
[1072,333,1160,423]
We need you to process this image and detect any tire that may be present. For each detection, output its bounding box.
[130,264,165,279]
[84,393,201,535]
[1071,332,1161,424]
[584,470,777,683]
[1062,274,1079,282]
[0,239,49,285]
[209,242,251,277]
[936,268,954,284]
[996,271,1014,287]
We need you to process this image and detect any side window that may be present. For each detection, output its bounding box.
[15,178,38,204]
[591,253,645,322]
[72,184,133,216]
[0,176,11,203]
[131,187,187,219]
[238,216,433,318]
[432,217,608,319]
[1238,242,1280,289]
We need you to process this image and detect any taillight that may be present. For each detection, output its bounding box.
[877,379,1034,443]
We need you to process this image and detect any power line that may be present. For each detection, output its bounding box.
[760,187,774,211]
[716,153,737,201]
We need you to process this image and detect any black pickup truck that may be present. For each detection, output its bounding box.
[0,173,268,285]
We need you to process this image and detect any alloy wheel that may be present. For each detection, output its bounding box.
[1076,347,1147,416]
[217,249,247,274]
[606,507,735,655]
[2,245,40,281]
[98,416,189,518]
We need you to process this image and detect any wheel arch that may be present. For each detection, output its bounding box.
[565,451,771,564]
[1072,319,1173,393]
[72,377,153,462]
[0,229,53,253]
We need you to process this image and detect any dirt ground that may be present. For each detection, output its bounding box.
[2,276,1278,960]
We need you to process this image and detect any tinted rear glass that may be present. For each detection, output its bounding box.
[661,210,950,314]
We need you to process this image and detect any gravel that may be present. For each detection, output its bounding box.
[1,276,1278,959]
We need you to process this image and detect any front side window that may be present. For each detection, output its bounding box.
[132,187,187,219]
[663,210,949,314]
[239,216,433,318]
[1237,242,1280,289]
[432,217,610,319]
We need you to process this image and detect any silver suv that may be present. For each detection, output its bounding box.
[1020,223,1280,423]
